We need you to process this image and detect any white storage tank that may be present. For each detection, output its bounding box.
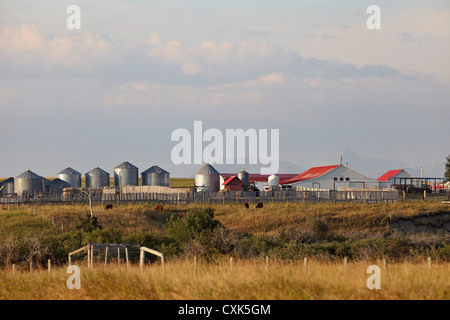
[268,174,279,190]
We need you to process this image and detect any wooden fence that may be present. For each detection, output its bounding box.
[0,189,400,205]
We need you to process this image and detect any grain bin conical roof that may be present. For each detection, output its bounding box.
[196,163,219,175]
[86,167,109,175]
[15,169,42,179]
[142,165,169,174]
[57,167,81,175]
[114,161,138,169]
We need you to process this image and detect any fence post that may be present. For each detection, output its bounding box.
[265,256,270,271]
[48,259,51,274]
[125,247,129,269]
[304,257,308,270]
[344,256,348,270]
[383,258,387,269]
[105,246,108,266]
[117,247,120,266]
[139,250,144,271]
[428,256,432,270]
[230,257,234,271]
[87,245,90,267]
[91,244,94,267]
[12,264,15,273]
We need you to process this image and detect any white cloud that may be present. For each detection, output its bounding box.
[0,25,111,68]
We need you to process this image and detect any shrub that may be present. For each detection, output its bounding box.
[75,213,103,233]
[309,218,329,234]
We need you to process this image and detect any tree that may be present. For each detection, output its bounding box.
[79,188,94,218]
[445,155,450,183]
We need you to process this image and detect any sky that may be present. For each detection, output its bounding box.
[0,0,449,178]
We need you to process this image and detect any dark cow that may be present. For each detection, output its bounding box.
[104,204,113,210]
[155,204,164,211]
[255,202,263,209]
[244,203,249,209]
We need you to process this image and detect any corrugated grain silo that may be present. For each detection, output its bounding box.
[0,177,15,196]
[56,167,82,188]
[114,161,139,187]
[141,165,170,187]
[195,163,220,192]
[14,169,44,195]
[237,169,250,188]
[47,178,72,194]
[85,167,110,188]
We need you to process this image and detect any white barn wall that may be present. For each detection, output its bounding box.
[291,166,382,190]
[387,170,413,185]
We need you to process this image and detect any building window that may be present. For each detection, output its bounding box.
[346,177,350,181]
[339,177,344,181]
[334,177,338,181]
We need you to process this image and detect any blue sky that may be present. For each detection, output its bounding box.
[0,1,449,178]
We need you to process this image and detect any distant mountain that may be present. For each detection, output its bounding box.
[212,160,305,175]
[342,150,445,179]
[166,160,305,178]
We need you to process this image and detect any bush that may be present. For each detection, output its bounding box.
[165,207,232,258]
[309,218,329,234]
[75,213,103,233]
[165,207,222,244]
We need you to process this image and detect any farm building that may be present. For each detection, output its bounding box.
[378,169,444,192]
[279,164,384,190]
[377,169,413,186]
[222,176,245,191]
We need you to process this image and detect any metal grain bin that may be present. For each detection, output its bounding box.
[237,169,250,188]
[56,167,82,188]
[141,165,170,187]
[114,161,139,187]
[14,169,44,195]
[0,177,14,196]
[195,163,220,192]
[85,167,110,188]
[47,178,72,194]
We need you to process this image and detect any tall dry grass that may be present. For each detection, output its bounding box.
[0,258,448,300]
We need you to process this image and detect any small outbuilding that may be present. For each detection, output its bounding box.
[222,176,245,191]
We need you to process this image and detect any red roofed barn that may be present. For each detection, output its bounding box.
[222,176,245,191]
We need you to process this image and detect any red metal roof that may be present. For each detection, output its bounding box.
[222,176,244,186]
[377,170,403,181]
[279,165,341,185]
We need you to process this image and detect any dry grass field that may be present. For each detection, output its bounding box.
[0,201,449,300]
[0,258,448,300]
